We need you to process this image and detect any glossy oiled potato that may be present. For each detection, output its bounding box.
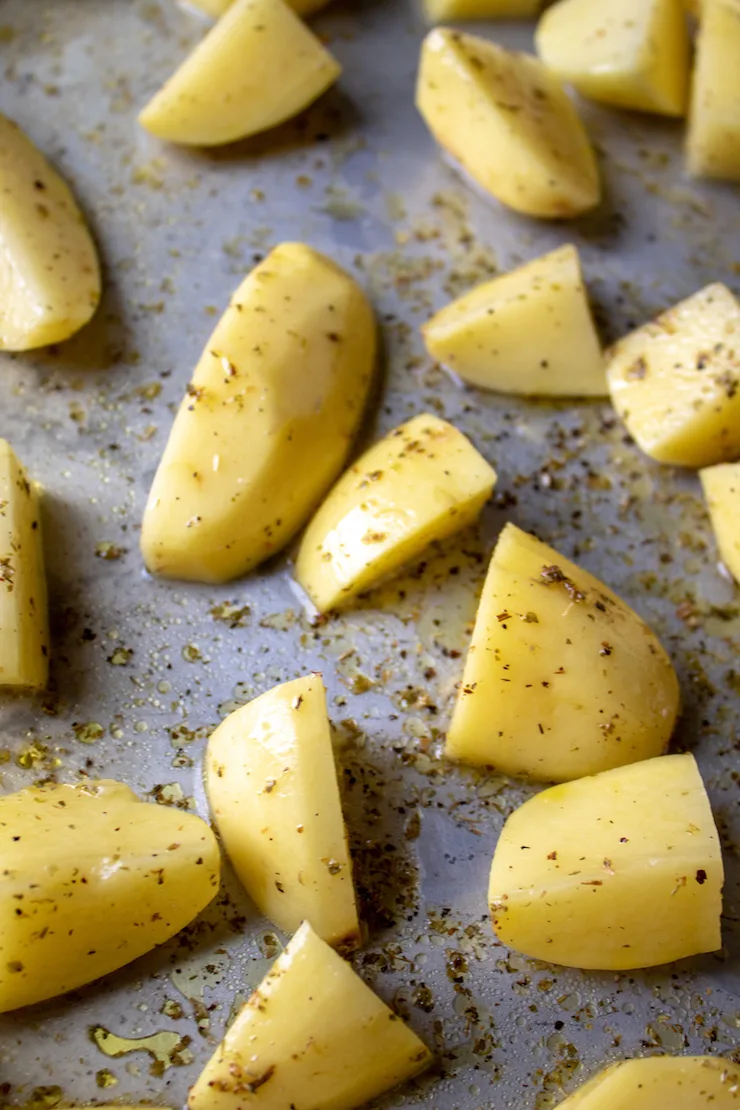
[700,461,740,583]
[206,674,360,949]
[687,0,740,181]
[554,1056,740,1109]
[0,780,220,1012]
[141,244,375,583]
[423,0,542,21]
[295,413,496,612]
[0,113,100,350]
[189,922,432,1110]
[186,0,331,17]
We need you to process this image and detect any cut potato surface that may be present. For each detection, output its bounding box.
[416,29,600,219]
[206,674,360,949]
[295,413,496,612]
[185,0,330,16]
[700,461,740,583]
[0,780,220,1012]
[423,0,542,22]
[139,0,341,145]
[607,283,740,467]
[536,0,690,117]
[555,1056,740,1109]
[687,0,740,181]
[141,243,375,583]
[446,524,679,782]
[422,244,606,397]
[189,921,432,1110]
[0,113,100,351]
[488,753,723,970]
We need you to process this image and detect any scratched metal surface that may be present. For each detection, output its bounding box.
[0,1,739,1107]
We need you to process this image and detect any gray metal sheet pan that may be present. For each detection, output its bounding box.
[0,1,739,1107]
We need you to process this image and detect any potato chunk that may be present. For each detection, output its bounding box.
[189,921,432,1110]
[446,524,679,782]
[141,244,375,583]
[185,0,330,17]
[687,0,740,181]
[139,0,340,145]
[0,113,100,351]
[488,753,723,970]
[422,245,606,397]
[206,674,359,949]
[0,780,220,1012]
[555,1056,740,1109]
[700,461,740,583]
[423,0,542,22]
[416,29,600,219]
[295,414,496,612]
[607,283,740,467]
[535,0,690,117]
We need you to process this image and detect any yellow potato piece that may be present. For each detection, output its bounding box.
[422,0,542,23]
[416,29,600,219]
[488,753,723,970]
[0,441,49,690]
[0,113,100,351]
[606,283,740,468]
[700,461,740,583]
[184,0,331,17]
[206,674,360,949]
[141,243,375,583]
[295,413,496,612]
[139,0,341,145]
[0,780,220,1012]
[422,245,606,397]
[189,921,432,1110]
[446,524,679,782]
[535,0,690,117]
[687,0,740,181]
[555,1056,740,1109]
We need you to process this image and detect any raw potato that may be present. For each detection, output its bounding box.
[141,244,375,583]
[0,441,49,690]
[185,0,330,16]
[488,753,723,970]
[139,0,341,145]
[295,413,496,612]
[535,0,690,117]
[687,0,740,181]
[700,461,740,583]
[189,921,432,1110]
[445,524,679,782]
[416,29,600,219]
[0,113,100,351]
[554,1056,740,1109]
[0,780,220,1012]
[423,0,542,22]
[206,674,360,949]
[607,283,740,467]
[422,245,606,397]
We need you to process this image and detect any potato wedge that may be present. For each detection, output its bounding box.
[0,780,220,1012]
[141,244,375,584]
[446,524,679,782]
[139,0,340,145]
[0,441,49,690]
[488,753,723,970]
[206,674,359,949]
[422,0,542,22]
[0,113,100,351]
[295,413,496,612]
[185,0,331,17]
[535,0,691,117]
[700,461,740,583]
[554,1056,740,1110]
[606,283,740,468]
[687,0,740,181]
[422,245,606,397]
[189,921,432,1110]
[415,29,600,219]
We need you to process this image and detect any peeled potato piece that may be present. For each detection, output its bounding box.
[687,0,740,181]
[554,1056,740,1109]
[422,245,606,397]
[295,413,496,613]
[184,0,331,17]
[700,461,740,583]
[0,113,100,351]
[423,0,542,22]
[189,921,432,1110]
[206,674,360,950]
[140,0,341,146]
[416,29,600,219]
[141,244,375,584]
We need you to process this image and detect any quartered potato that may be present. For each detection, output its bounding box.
[416,29,600,219]
[0,780,220,1012]
[422,244,606,397]
[185,0,331,17]
[700,461,740,583]
[189,921,432,1110]
[141,243,375,583]
[687,0,740,182]
[488,753,723,970]
[206,674,360,950]
[422,0,542,22]
[0,113,100,351]
[445,524,679,782]
[607,283,740,467]
[0,440,49,690]
[554,1056,740,1109]
[139,0,341,145]
[535,0,691,117]
[295,413,496,612]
